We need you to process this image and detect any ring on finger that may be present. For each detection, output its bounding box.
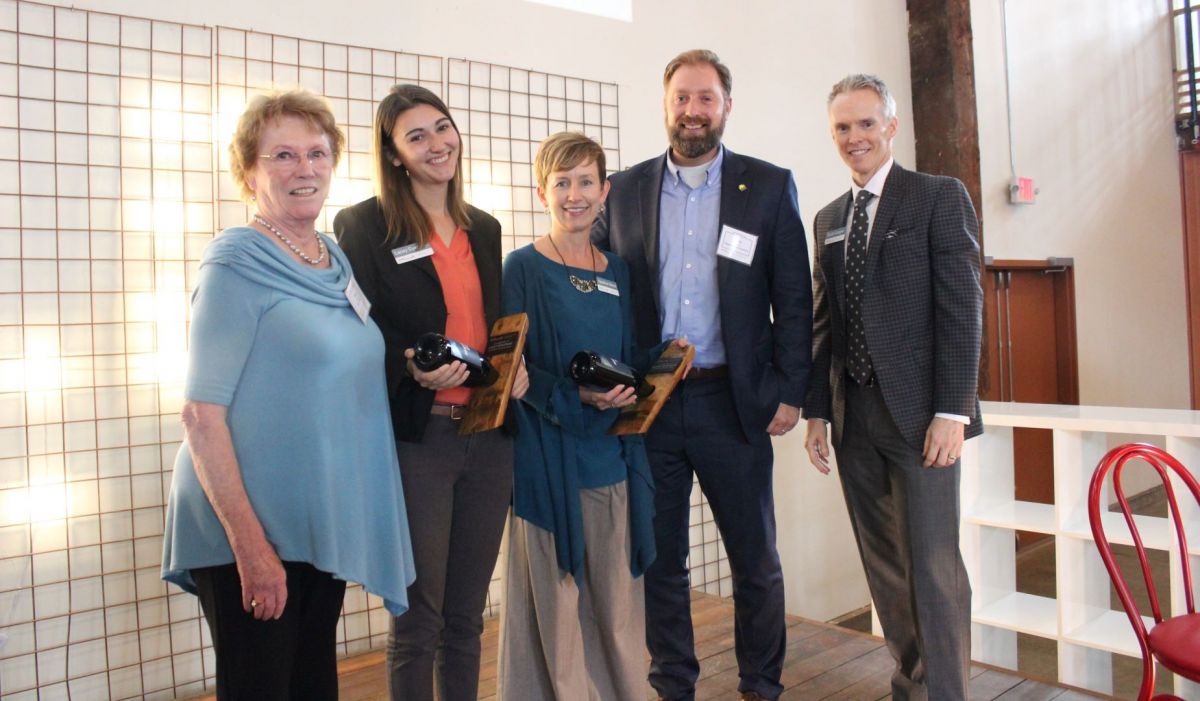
[250,598,259,608]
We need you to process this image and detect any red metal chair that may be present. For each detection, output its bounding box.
[1088,443,1200,701]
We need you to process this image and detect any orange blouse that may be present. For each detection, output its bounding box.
[429,228,488,406]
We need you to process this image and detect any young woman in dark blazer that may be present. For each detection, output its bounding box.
[334,84,527,701]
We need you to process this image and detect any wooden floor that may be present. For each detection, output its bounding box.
[325,592,1109,701]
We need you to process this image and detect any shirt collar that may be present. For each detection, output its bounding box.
[850,157,894,201]
[664,146,724,188]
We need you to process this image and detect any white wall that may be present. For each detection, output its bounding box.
[31,0,905,621]
[972,0,1188,410]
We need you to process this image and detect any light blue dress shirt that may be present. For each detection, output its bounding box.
[657,148,725,368]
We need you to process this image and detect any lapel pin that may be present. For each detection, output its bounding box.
[738,183,747,192]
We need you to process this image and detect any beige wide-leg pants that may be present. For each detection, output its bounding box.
[497,481,647,701]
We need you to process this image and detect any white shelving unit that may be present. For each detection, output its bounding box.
[957,402,1200,698]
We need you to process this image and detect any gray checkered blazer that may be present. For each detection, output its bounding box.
[804,163,983,449]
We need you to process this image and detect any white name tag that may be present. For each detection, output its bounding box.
[345,276,371,323]
[716,225,758,266]
[825,227,847,245]
[391,243,434,265]
[596,277,619,296]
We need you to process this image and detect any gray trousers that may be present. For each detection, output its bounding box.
[388,417,513,701]
[835,380,971,701]
[498,482,647,701]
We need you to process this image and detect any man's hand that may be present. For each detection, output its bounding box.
[767,402,800,436]
[804,419,831,474]
[672,337,693,376]
[923,416,965,468]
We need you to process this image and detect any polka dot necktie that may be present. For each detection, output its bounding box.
[845,190,874,385]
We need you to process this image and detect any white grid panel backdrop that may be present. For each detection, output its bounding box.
[446,57,621,255]
[0,1,731,698]
[0,1,216,698]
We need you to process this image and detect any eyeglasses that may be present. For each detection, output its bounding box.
[258,148,333,170]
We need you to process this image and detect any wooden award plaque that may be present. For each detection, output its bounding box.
[608,343,695,436]
[459,313,530,435]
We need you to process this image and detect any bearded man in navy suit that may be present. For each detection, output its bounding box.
[804,73,983,701]
[593,49,812,701]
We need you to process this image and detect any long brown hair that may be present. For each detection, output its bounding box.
[373,84,471,246]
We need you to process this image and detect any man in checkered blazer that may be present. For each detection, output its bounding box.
[803,74,982,701]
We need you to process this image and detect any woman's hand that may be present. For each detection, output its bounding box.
[510,356,530,400]
[579,384,638,411]
[234,539,288,620]
[405,348,469,390]
[181,400,288,621]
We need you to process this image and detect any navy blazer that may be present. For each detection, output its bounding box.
[804,162,983,449]
[593,148,813,439]
[334,197,503,443]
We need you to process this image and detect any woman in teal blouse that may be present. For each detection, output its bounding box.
[498,132,673,700]
[161,89,413,700]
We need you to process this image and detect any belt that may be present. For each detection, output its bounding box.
[430,403,468,421]
[684,365,729,381]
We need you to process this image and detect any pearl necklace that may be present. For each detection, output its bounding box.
[254,215,327,266]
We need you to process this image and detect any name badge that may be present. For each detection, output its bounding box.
[716,225,758,266]
[391,243,434,265]
[824,227,847,245]
[345,276,371,323]
[596,277,619,296]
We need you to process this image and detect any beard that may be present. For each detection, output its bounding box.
[668,116,725,160]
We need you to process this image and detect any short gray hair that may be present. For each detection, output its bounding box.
[828,74,896,121]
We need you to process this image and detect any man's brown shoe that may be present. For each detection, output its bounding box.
[740,692,768,701]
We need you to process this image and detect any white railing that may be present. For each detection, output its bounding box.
[958,401,1200,699]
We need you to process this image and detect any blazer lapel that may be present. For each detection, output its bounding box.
[638,155,665,283]
[410,250,440,287]
[373,199,441,287]
[865,162,907,272]
[825,192,853,319]
[717,148,749,295]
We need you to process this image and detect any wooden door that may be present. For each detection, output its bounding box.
[983,260,1080,546]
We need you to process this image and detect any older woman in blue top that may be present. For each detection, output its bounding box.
[499,132,681,699]
[161,89,414,700]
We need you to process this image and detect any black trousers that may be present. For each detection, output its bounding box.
[191,561,347,701]
[643,377,785,701]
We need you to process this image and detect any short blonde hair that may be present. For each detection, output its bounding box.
[228,89,345,202]
[533,132,607,190]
